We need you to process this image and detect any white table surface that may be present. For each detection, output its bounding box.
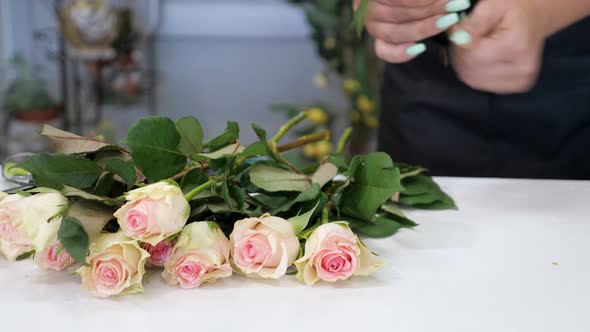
[1,176,589,332]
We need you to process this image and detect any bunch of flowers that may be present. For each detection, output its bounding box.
[0,113,454,297]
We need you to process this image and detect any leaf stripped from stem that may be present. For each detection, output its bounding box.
[277,130,331,153]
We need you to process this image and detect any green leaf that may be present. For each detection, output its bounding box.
[288,200,320,235]
[180,168,208,194]
[206,200,248,214]
[238,142,267,158]
[380,202,418,227]
[353,0,370,36]
[207,121,239,152]
[249,193,291,210]
[404,194,457,210]
[354,216,403,238]
[193,143,244,160]
[395,162,426,179]
[94,173,114,196]
[27,187,60,194]
[58,217,89,265]
[249,164,310,192]
[251,124,273,155]
[221,180,232,210]
[340,152,402,222]
[176,116,204,155]
[17,251,35,261]
[229,183,246,210]
[328,153,349,171]
[62,185,122,206]
[380,201,405,216]
[123,116,186,181]
[18,153,102,190]
[105,158,136,188]
[400,174,439,196]
[399,175,457,210]
[385,212,419,227]
[271,183,321,214]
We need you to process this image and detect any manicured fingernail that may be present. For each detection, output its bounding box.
[449,30,472,45]
[436,13,460,29]
[406,43,426,56]
[445,0,471,12]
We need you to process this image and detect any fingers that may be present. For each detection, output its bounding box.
[368,0,462,23]
[450,0,506,47]
[367,13,459,44]
[374,39,427,63]
[451,47,541,94]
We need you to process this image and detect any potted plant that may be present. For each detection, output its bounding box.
[2,55,62,123]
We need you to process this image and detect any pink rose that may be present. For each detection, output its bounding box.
[295,222,384,285]
[230,213,300,279]
[34,242,75,272]
[78,232,149,298]
[162,222,232,289]
[141,239,174,267]
[114,181,190,245]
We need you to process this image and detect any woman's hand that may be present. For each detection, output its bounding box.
[354,0,472,63]
[449,0,550,94]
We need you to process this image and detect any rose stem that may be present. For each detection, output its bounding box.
[184,179,215,201]
[321,205,330,224]
[336,127,353,154]
[277,130,331,153]
[270,112,307,144]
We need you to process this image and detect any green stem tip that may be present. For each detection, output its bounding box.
[336,127,353,154]
[270,113,307,144]
[184,179,215,201]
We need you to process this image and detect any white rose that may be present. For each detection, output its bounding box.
[162,222,232,288]
[0,193,67,262]
[114,181,190,245]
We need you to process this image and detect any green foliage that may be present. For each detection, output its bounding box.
[18,153,102,190]
[15,114,456,245]
[399,175,457,210]
[105,158,137,188]
[207,122,239,152]
[355,216,402,238]
[176,116,204,156]
[123,116,187,181]
[58,217,89,265]
[340,152,402,221]
[249,164,311,192]
[289,200,320,234]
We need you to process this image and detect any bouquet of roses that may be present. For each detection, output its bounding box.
[0,113,454,297]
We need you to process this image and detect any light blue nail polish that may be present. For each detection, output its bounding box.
[445,0,471,12]
[436,13,460,30]
[406,43,426,56]
[449,30,472,45]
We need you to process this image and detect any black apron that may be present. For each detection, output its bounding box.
[379,18,590,179]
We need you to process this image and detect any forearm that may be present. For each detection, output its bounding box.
[531,0,590,37]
